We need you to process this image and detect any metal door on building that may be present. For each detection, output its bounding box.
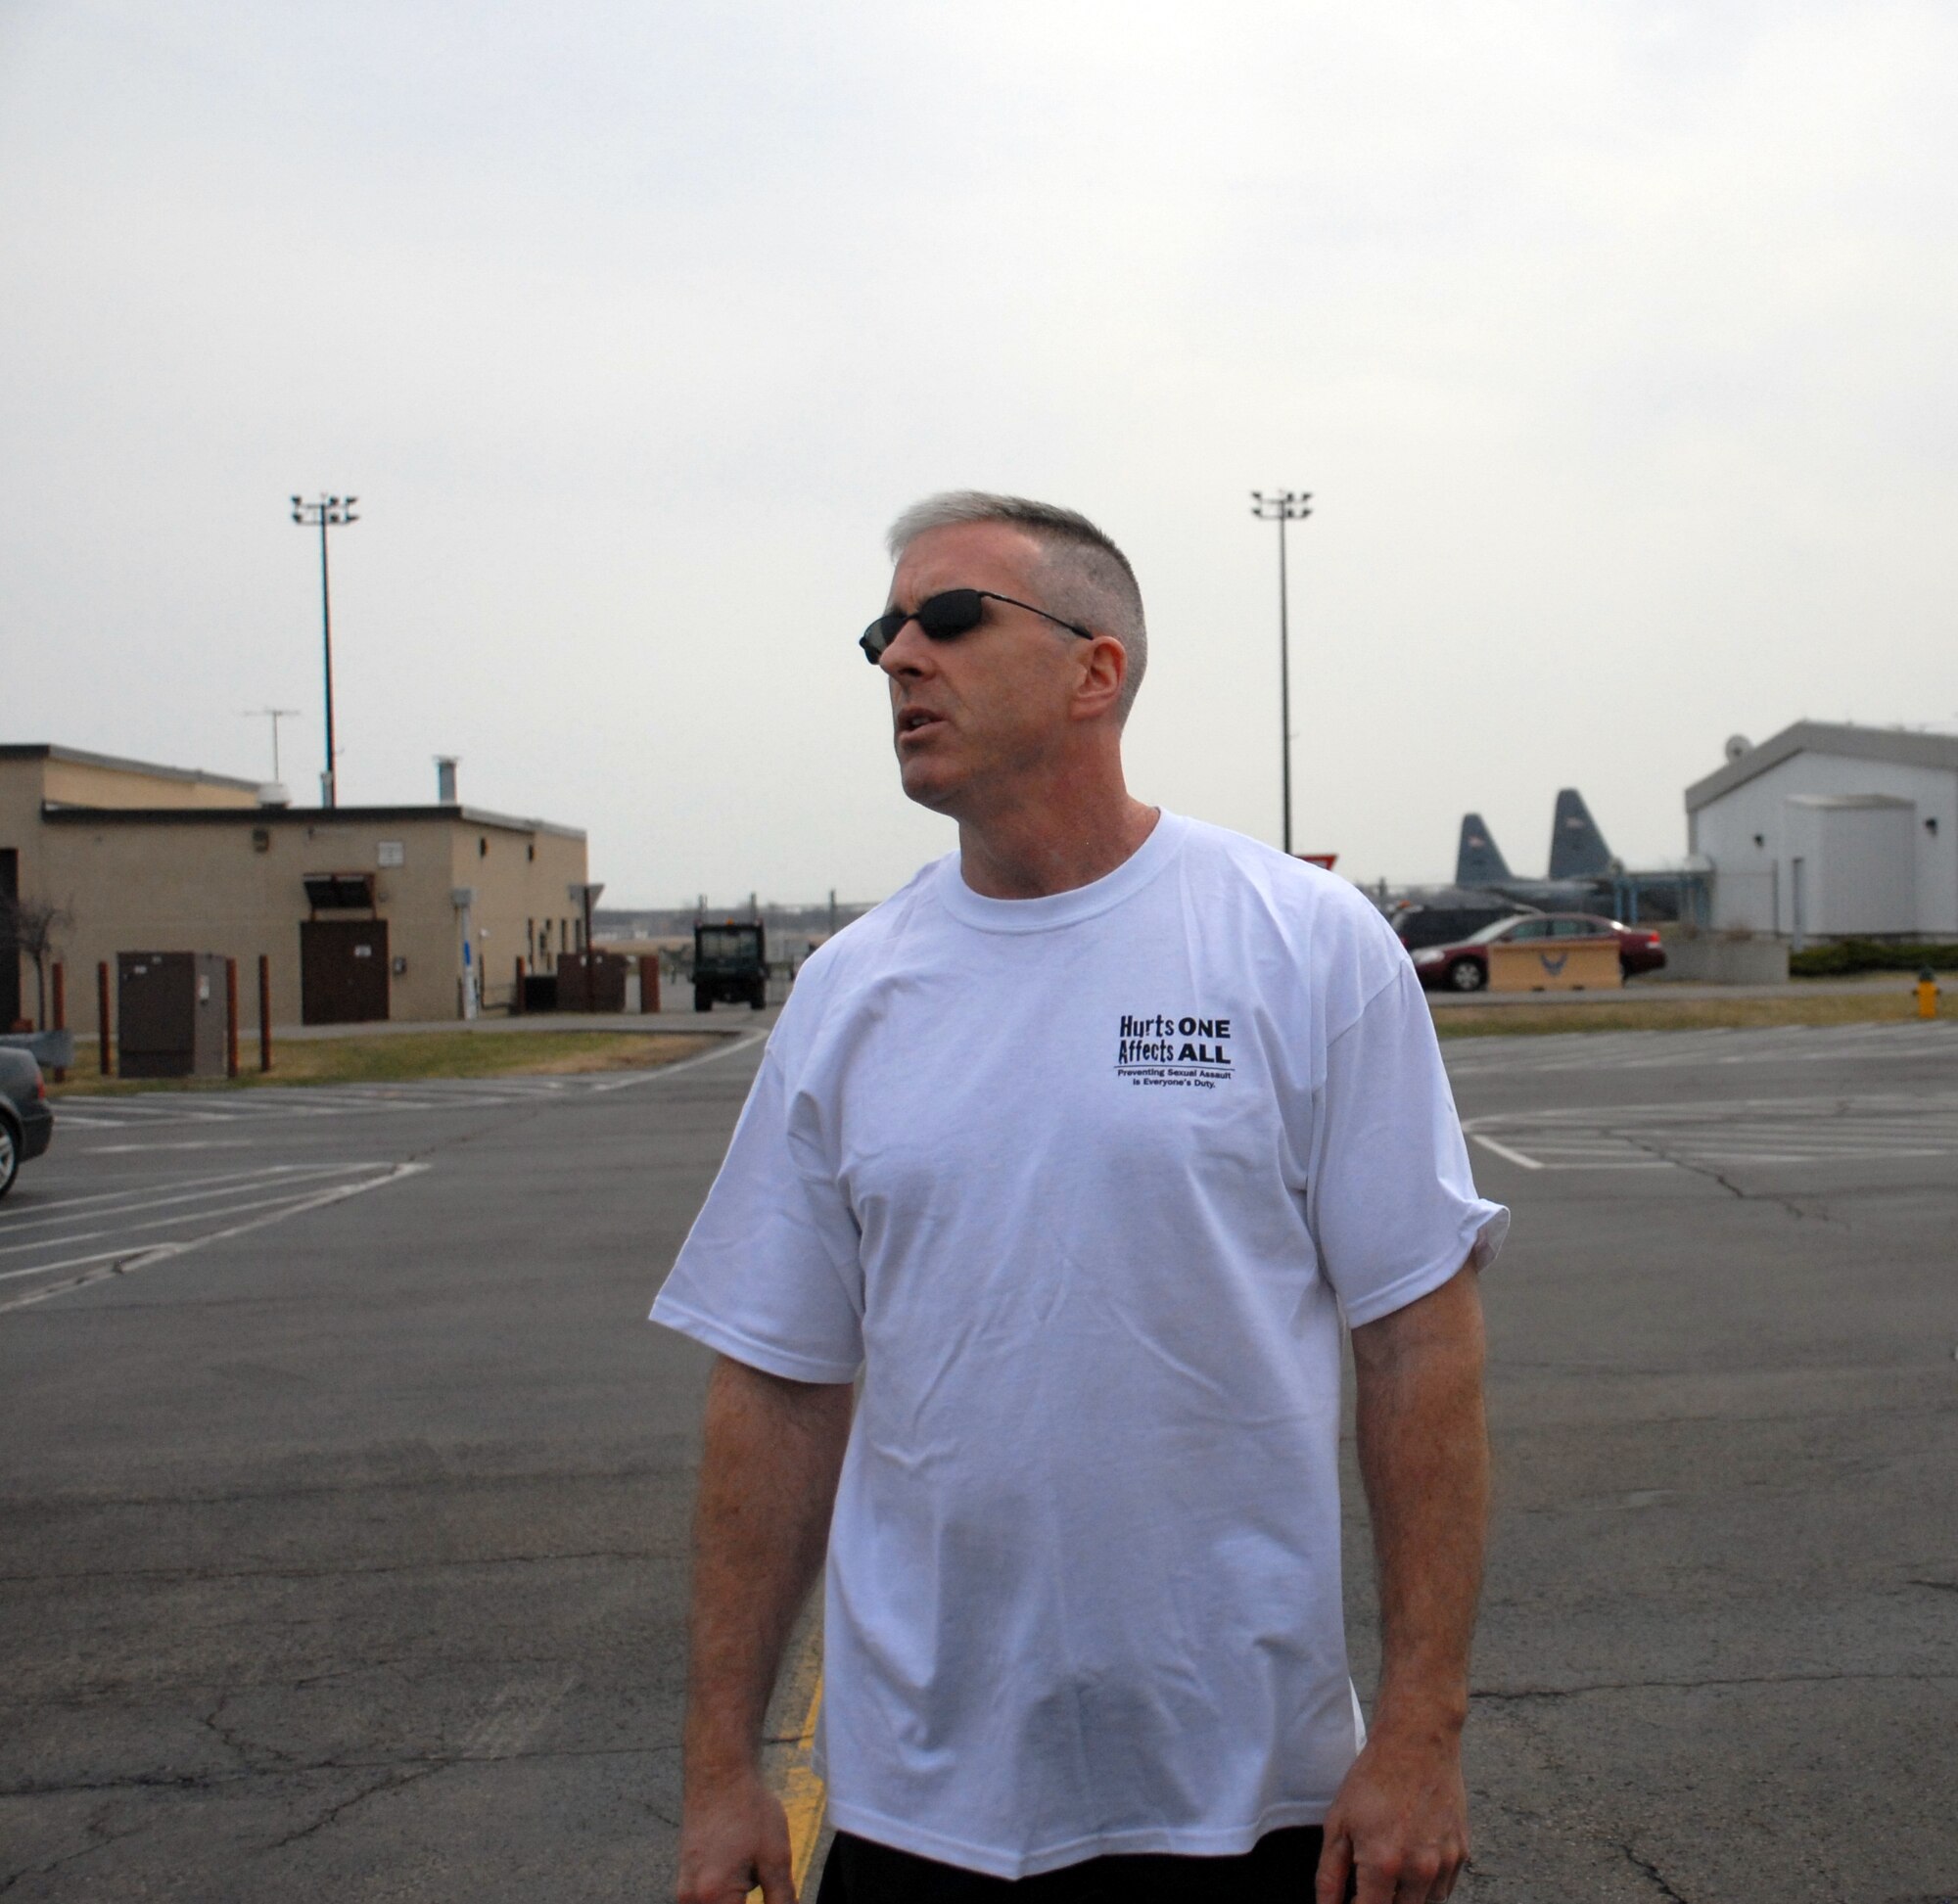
[300,919,391,1025]
[0,848,20,1030]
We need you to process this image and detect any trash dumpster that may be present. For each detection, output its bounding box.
[117,952,229,1078]
[556,951,629,1013]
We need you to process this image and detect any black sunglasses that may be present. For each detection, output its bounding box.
[860,588,1094,665]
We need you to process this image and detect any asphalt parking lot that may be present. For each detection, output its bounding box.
[2,1018,1955,1901]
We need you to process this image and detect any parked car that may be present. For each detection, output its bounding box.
[1408,913,1666,992]
[1389,900,1541,952]
[0,1046,55,1198]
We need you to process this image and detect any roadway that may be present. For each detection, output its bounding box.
[2,1019,1955,1899]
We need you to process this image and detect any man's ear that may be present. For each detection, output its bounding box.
[1070,635,1128,722]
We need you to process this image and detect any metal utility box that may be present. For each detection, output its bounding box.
[117,952,229,1079]
[692,922,767,1011]
[556,950,628,1013]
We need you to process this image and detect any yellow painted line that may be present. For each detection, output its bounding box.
[782,1669,827,1892]
[749,1631,826,1901]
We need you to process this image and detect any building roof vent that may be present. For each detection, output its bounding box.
[258,782,292,807]
[1724,734,1752,764]
[436,756,458,805]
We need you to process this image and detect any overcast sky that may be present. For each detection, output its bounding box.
[4,1,1953,904]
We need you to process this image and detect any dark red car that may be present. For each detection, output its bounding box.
[1408,912,1665,992]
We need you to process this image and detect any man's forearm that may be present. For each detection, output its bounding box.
[683,1357,854,1778]
[1350,1262,1489,1736]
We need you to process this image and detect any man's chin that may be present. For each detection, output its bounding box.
[897,759,964,815]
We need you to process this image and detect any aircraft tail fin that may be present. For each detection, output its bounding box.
[1548,788,1613,880]
[1456,813,1513,886]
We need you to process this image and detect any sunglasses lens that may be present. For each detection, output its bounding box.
[915,590,985,639]
[861,590,987,663]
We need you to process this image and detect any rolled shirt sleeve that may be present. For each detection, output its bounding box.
[1305,961,1509,1327]
[650,1041,866,1383]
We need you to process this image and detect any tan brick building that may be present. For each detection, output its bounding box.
[2,744,588,1031]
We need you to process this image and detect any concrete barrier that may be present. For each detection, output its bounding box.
[1655,935,1790,985]
[1488,939,1621,994]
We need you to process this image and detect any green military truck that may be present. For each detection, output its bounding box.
[692,921,768,1012]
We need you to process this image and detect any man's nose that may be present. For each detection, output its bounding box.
[877,615,935,676]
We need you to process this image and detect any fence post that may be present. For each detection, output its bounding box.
[225,958,239,1079]
[639,952,661,1014]
[97,960,112,1076]
[258,954,272,1072]
[51,962,67,1083]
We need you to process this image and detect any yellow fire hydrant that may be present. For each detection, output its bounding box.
[1919,966,1941,1020]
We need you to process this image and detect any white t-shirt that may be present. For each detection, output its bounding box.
[651,813,1508,1880]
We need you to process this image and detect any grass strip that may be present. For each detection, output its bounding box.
[1431,991,1938,1039]
[47,1031,723,1096]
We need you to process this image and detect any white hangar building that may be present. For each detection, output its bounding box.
[1686,721,1958,941]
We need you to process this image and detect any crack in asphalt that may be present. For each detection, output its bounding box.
[197,1692,275,1774]
[2,1737,684,1803]
[0,1547,664,1585]
[1,1462,690,1513]
[0,1799,152,1896]
[263,1762,447,1850]
[1617,1126,1839,1222]
[1623,1841,1695,1901]
[1474,1667,1954,1701]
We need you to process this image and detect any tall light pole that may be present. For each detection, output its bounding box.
[242,707,302,785]
[290,493,358,807]
[1249,488,1312,856]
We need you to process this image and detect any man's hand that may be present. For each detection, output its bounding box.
[675,1359,852,1904]
[1324,1261,1489,1904]
[1315,1720,1469,1903]
[676,1764,797,1904]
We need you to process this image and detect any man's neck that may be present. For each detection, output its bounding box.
[955,771,1160,901]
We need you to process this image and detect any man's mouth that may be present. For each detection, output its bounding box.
[897,708,945,742]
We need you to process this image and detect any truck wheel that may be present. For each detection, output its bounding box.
[750,981,766,1010]
[693,986,711,1013]
[1447,958,1486,993]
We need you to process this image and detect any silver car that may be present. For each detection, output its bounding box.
[0,1046,55,1198]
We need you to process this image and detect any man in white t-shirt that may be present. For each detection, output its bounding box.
[656,493,1507,1904]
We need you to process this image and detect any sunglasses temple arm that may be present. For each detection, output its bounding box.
[981,592,1096,641]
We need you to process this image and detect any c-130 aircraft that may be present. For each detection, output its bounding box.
[1453,788,1619,909]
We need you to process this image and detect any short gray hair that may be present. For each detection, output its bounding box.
[885,490,1148,721]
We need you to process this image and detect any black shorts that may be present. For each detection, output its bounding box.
[816,1825,1351,1902]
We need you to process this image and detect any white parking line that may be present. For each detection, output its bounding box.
[2,1162,373,1228]
[43,1031,766,1131]
[0,1177,407,1277]
[1443,1020,1957,1077]
[1470,1135,1546,1171]
[0,1163,429,1314]
[1465,1091,1958,1173]
[81,1139,260,1154]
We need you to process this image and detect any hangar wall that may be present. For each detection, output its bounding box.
[1688,728,1958,938]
